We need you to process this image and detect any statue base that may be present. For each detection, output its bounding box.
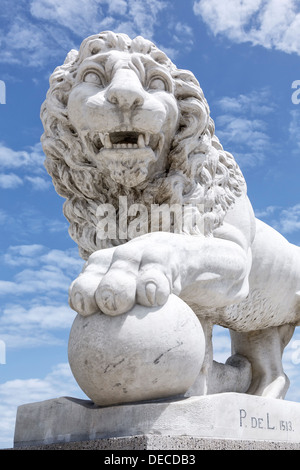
[13,393,300,450]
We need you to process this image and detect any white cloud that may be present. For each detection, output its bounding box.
[25,176,51,190]
[276,204,300,234]
[214,89,274,167]
[0,173,23,189]
[0,245,83,296]
[30,0,102,36]
[1,304,75,331]
[0,142,53,190]
[0,142,44,170]
[0,363,85,449]
[0,245,83,347]
[1,18,66,67]
[283,327,300,402]
[0,0,180,68]
[194,0,300,55]
[0,206,69,240]
[107,0,128,15]
[47,219,68,233]
[40,249,84,271]
[29,0,168,40]
[212,325,231,363]
[0,266,70,296]
[217,90,275,116]
[3,244,45,266]
[255,203,300,235]
[254,205,279,219]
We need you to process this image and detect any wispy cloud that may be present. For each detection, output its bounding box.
[0,245,83,348]
[1,244,82,281]
[3,244,45,266]
[24,176,51,190]
[194,0,300,55]
[0,0,190,68]
[0,142,51,191]
[0,207,68,243]
[0,362,84,449]
[276,204,300,235]
[0,243,84,448]
[214,89,274,167]
[0,173,23,189]
[1,304,74,337]
[255,203,300,236]
[0,142,44,170]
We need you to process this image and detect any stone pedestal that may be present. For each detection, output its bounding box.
[13,393,300,450]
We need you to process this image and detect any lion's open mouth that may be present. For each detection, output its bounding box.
[92,130,164,154]
[90,129,165,187]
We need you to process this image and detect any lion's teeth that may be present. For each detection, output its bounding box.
[145,132,150,146]
[158,133,165,153]
[99,133,105,146]
[104,133,112,148]
[138,134,145,148]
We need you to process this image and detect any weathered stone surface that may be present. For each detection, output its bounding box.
[12,436,300,451]
[14,393,300,449]
[68,295,205,406]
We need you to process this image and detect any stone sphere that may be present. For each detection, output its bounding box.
[68,294,205,406]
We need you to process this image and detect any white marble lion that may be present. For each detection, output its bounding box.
[41,31,300,400]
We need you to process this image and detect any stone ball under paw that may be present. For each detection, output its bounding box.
[68,294,205,406]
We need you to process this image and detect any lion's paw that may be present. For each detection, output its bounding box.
[69,237,181,317]
[95,266,173,316]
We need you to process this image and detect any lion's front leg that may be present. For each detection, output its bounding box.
[69,230,251,318]
[99,229,251,316]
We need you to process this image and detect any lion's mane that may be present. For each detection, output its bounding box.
[41,31,245,260]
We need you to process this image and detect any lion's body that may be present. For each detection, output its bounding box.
[41,31,300,399]
[222,218,300,331]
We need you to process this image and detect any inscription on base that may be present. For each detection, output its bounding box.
[239,409,294,432]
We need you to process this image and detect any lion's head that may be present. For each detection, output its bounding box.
[41,31,245,260]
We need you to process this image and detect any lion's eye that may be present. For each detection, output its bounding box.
[148,77,168,91]
[83,71,103,86]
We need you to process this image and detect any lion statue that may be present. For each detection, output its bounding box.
[41,31,300,400]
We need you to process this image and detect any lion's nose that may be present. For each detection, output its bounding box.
[106,69,145,110]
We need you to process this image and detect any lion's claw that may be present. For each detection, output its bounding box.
[69,277,99,317]
[145,281,157,305]
[95,269,137,316]
[136,268,171,308]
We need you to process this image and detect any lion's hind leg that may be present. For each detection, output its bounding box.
[230,324,295,399]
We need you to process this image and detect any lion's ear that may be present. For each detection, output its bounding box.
[64,49,78,65]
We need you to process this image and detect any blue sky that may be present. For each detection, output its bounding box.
[0,0,300,448]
